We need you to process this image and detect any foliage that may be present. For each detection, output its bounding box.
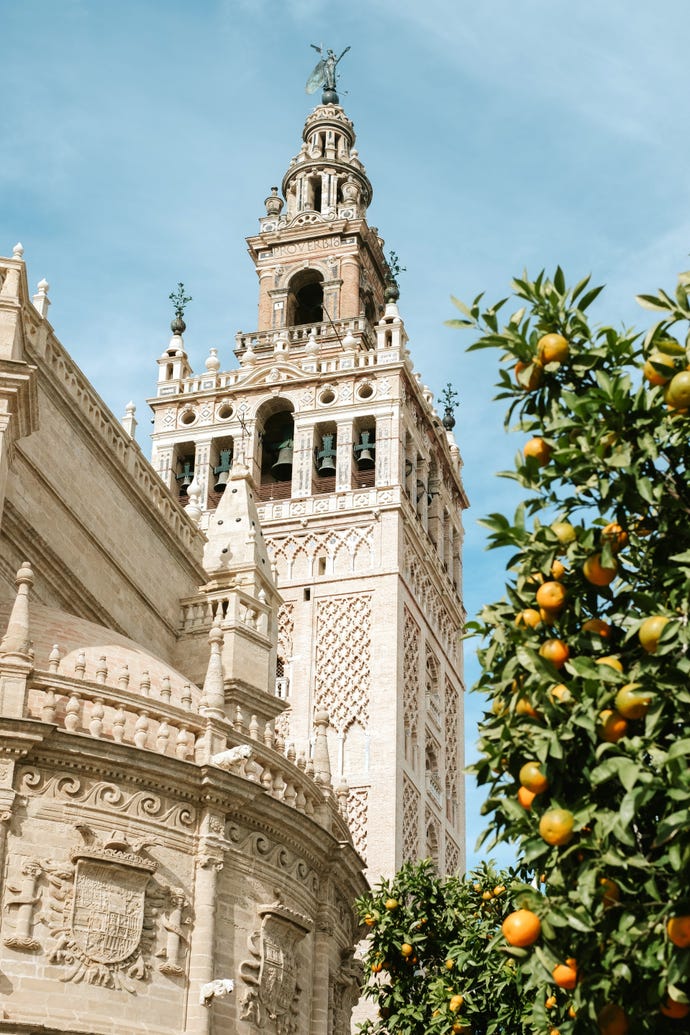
[452,268,690,1032]
[356,860,528,1035]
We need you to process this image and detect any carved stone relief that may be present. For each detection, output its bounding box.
[403,607,420,760]
[314,594,371,733]
[239,899,313,1034]
[345,786,368,861]
[402,774,420,864]
[44,827,159,992]
[18,768,197,833]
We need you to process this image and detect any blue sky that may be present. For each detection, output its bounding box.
[3,1,690,871]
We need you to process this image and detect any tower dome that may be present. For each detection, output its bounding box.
[280,103,373,224]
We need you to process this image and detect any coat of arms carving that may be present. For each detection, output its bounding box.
[240,899,312,1033]
[46,827,158,992]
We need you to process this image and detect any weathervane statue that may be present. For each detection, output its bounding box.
[306,43,351,105]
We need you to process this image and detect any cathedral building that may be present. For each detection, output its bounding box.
[0,67,466,1035]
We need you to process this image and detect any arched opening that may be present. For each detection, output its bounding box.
[287,269,324,327]
[313,419,337,494]
[207,436,234,509]
[257,400,295,501]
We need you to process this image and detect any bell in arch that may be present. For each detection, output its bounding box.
[316,433,337,476]
[272,438,294,479]
[354,430,375,470]
[176,460,194,497]
[213,449,233,493]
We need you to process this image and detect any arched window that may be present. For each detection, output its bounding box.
[257,400,295,500]
[287,269,324,327]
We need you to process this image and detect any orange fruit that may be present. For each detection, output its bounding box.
[539,607,559,626]
[445,958,454,970]
[666,369,690,408]
[583,553,618,587]
[515,359,544,391]
[539,808,575,846]
[385,898,398,910]
[615,683,652,720]
[549,683,572,704]
[449,994,465,1012]
[551,559,567,580]
[582,618,611,638]
[643,351,675,385]
[519,761,549,794]
[601,522,628,553]
[515,608,542,629]
[553,959,578,989]
[568,1005,577,1019]
[551,520,577,547]
[596,655,623,672]
[536,581,567,612]
[597,1003,629,1035]
[638,615,669,653]
[501,908,541,947]
[539,638,570,669]
[667,915,690,948]
[400,942,413,957]
[371,960,383,972]
[516,698,539,718]
[537,332,569,363]
[600,878,621,907]
[660,997,690,1019]
[518,785,536,809]
[364,914,376,926]
[598,709,628,743]
[524,436,551,465]
[545,995,557,1009]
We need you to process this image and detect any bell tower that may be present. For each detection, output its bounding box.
[149,86,468,880]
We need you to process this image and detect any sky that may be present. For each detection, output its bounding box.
[2,0,690,872]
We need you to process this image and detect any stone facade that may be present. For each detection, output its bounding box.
[0,247,366,1034]
[149,98,468,885]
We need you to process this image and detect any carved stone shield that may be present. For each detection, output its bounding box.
[258,914,300,1018]
[71,860,149,964]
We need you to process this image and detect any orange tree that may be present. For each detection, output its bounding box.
[451,268,690,1033]
[356,859,528,1034]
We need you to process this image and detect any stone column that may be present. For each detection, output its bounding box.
[335,420,353,492]
[291,423,314,499]
[374,414,392,488]
[309,919,333,1035]
[183,812,225,1035]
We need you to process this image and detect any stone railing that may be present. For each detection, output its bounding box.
[255,484,400,523]
[20,668,349,832]
[234,316,377,354]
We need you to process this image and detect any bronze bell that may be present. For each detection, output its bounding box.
[272,438,294,479]
[176,460,194,497]
[354,430,375,470]
[213,449,233,493]
[316,433,337,475]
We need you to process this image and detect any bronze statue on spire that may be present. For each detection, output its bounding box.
[306,44,350,104]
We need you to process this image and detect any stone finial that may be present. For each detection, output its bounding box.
[33,278,50,318]
[341,329,356,351]
[205,348,220,373]
[241,343,257,368]
[312,709,332,791]
[12,242,24,261]
[200,618,225,718]
[305,331,319,356]
[121,401,137,439]
[264,187,284,216]
[0,562,34,658]
[185,479,202,526]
